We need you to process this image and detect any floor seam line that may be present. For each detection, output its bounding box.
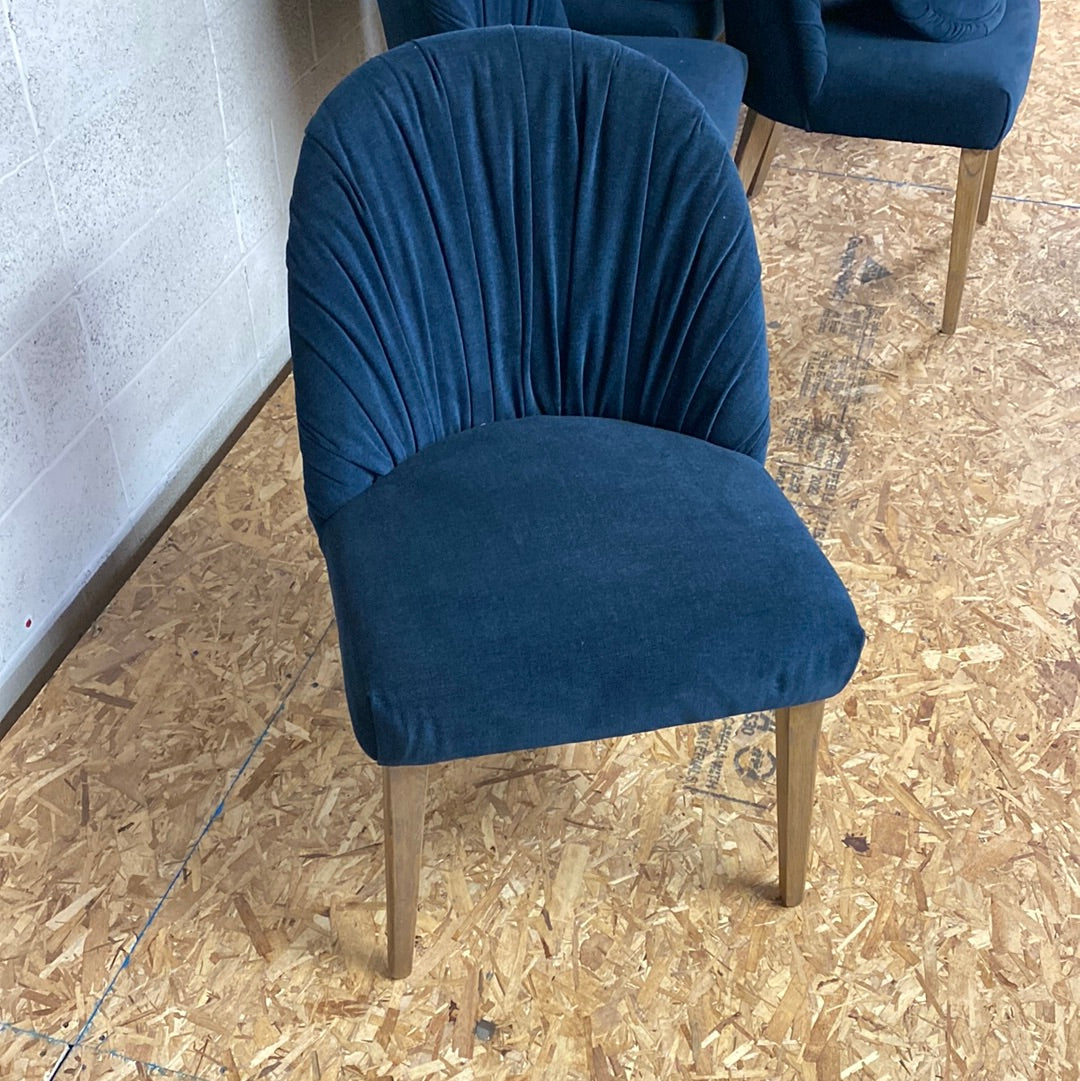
[783,164,1080,211]
[65,1042,216,1081]
[0,1020,71,1047]
[67,618,336,1050]
[0,1005,215,1080]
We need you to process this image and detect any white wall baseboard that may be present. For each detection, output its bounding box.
[0,353,292,740]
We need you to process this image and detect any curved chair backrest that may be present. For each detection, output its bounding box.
[287,27,769,531]
[722,0,827,123]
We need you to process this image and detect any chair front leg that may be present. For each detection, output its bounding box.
[977,144,1001,226]
[942,147,989,334]
[734,109,780,199]
[383,764,428,979]
[775,699,825,907]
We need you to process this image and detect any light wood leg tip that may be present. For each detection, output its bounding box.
[780,883,806,907]
[388,955,414,980]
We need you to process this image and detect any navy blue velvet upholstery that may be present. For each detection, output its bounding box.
[724,0,1039,149]
[377,0,439,46]
[288,28,863,766]
[428,0,568,32]
[563,0,721,37]
[290,28,766,528]
[890,0,1005,42]
[608,35,746,143]
[378,0,720,46]
[320,417,864,764]
[382,0,747,145]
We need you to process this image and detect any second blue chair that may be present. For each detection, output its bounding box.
[376,0,747,145]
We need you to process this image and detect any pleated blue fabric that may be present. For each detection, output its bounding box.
[289,27,769,532]
[288,28,863,766]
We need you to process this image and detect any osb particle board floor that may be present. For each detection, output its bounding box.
[2,9,1079,1081]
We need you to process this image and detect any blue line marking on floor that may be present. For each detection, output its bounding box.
[0,1019,70,1047]
[63,1042,217,1081]
[68,620,334,1054]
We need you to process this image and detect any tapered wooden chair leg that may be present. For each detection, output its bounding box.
[734,108,763,184]
[775,700,825,907]
[942,147,989,334]
[977,144,1001,225]
[383,764,428,979]
[747,120,781,200]
[734,110,780,199]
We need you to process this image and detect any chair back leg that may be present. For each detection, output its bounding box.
[977,144,1002,226]
[734,109,780,198]
[775,699,825,906]
[383,764,428,978]
[942,147,990,334]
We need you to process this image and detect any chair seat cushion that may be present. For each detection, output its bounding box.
[611,36,748,145]
[889,0,1005,42]
[319,416,864,766]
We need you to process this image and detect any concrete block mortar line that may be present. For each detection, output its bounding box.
[65,618,335,1054]
[1,0,40,145]
[207,16,248,260]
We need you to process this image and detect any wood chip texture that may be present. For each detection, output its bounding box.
[1,4,1078,1078]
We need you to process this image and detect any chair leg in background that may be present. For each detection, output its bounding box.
[942,147,989,334]
[734,110,780,198]
[775,699,825,907]
[977,144,1001,225]
[383,764,428,979]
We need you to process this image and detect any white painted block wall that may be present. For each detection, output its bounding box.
[0,0,386,702]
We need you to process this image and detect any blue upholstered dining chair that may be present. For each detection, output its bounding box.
[287,26,864,979]
[376,0,747,144]
[723,0,1040,333]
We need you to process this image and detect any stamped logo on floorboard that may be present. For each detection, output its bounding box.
[684,237,886,806]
